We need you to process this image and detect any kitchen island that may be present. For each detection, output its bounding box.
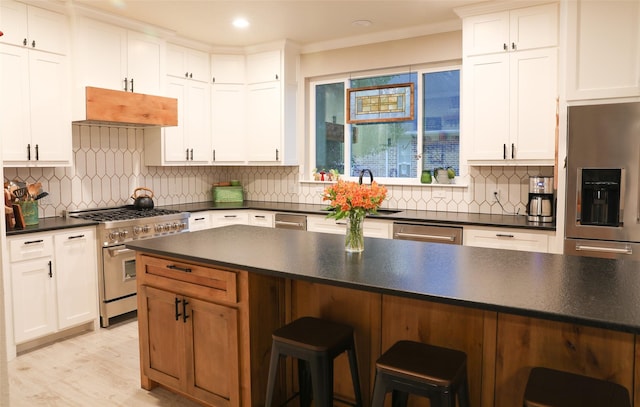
[127,225,640,407]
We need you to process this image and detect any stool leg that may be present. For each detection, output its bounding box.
[347,343,363,406]
[371,371,388,407]
[298,359,312,407]
[457,374,471,407]
[309,355,333,407]
[391,389,409,407]
[264,344,281,407]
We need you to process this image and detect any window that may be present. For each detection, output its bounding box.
[312,67,460,183]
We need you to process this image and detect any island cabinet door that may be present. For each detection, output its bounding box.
[185,296,240,407]
[138,285,187,390]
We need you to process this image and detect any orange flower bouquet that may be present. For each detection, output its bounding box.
[322,179,388,252]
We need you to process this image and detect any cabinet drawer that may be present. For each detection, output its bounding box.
[463,226,549,253]
[9,234,54,261]
[140,255,237,303]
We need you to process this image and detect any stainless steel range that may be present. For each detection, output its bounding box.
[69,206,189,327]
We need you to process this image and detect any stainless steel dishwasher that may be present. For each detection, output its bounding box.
[274,213,307,230]
[393,222,462,245]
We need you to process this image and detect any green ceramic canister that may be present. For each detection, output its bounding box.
[18,201,39,225]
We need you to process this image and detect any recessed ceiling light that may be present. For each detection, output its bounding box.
[233,18,250,29]
[352,19,373,27]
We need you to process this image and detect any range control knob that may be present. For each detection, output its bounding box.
[154,224,164,233]
[133,226,143,235]
[142,225,150,233]
[108,231,119,241]
[119,230,128,239]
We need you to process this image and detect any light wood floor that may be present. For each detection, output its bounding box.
[8,316,202,406]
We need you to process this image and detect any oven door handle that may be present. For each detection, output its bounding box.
[107,246,135,257]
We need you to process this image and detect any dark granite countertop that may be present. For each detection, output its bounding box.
[7,199,553,237]
[160,200,555,231]
[126,225,640,334]
[5,216,98,236]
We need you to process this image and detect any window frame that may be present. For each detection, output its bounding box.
[309,64,462,185]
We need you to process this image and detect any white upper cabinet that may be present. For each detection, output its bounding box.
[0,0,69,55]
[463,3,558,56]
[166,44,210,83]
[245,47,298,165]
[211,54,247,163]
[566,0,640,100]
[460,2,558,165]
[74,17,164,95]
[0,3,72,166]
[211,54,245,84]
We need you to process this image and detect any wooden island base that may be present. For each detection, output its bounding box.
[135,253,638,407]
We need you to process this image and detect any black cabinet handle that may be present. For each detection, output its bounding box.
[185,149,189,160]
[189,73,193,79]
[27,144,31,160]
[24,239,43,245]
[23,38,27,46]
[212,150,216,161]
[212,77,216,83]
[503,43,507,51]
[35,144,39,160]
[182,299,189,323]
[511,143,515,159]
[130,78,134,93]
[190,149,193,160]
[503,144,506,160]
[167,264,192,273]
[511,42,516,50]
[67,234,85,240]
[275,149,279,160]
[124,77,128,91]
[275,74,279,80]
[185,72,189,78]
[48,260,52,278]
[496,233,515,238]
[31,40,35,48]
[175,297,181,321]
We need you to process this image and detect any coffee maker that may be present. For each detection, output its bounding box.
[527,176,554,223]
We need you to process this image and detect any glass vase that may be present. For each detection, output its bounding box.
[345,212,365,253]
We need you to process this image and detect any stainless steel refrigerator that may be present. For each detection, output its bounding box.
[565,101,640,259]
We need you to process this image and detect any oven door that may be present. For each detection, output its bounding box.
[102,245,137,301]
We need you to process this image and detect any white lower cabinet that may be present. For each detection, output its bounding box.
[188,211,212,231]
[248,211,274,228]
[306,214,392,239]
[463,226,550,253]
[8,227,98,344]
[210,210,249,228]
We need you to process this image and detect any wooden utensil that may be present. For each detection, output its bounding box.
[12,204,25,229]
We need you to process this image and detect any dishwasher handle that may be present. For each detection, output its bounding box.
[394,232,456,242]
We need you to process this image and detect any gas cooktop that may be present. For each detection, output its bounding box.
[69,206,182,222]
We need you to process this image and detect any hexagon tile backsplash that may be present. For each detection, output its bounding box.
[3,125,553,219]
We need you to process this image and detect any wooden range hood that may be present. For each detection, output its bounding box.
[74,87,178,127]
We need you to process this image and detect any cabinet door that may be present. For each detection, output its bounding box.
[463,226,549,253]
[54,229,97,330]
[462,11,509,56]
[126,31,163,95]
[28,50,72,164]
[185,297,240,406]
[247,50,281,83]
[212,83,246,163]
[138,285,187,390]
[211,211,249,228]
[11,257,56,343]
[0,0,28,49]
[189,212,212,231]
[0,44,31,163]
[75,18,127,92]
[463,53,509,161]
[167,44,210,83]
[246,82,281,162]
[509,3,558,51]
[510,48,557,161]
[211,54,245,84]
[162,78,211,164]
[26,4,69,55]
[567,0,640,100]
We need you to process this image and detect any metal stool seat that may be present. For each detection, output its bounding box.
[371,340,470,407]
[264,316,363,407]
[524,367,631,407]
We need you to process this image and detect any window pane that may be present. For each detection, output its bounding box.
[350,73,417,178]
[423,70,460,176]
[315,82,345,173]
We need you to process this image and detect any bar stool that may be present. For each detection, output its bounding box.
[371,340,470,407]
[523,367,631,407]
[264,316,363,407]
